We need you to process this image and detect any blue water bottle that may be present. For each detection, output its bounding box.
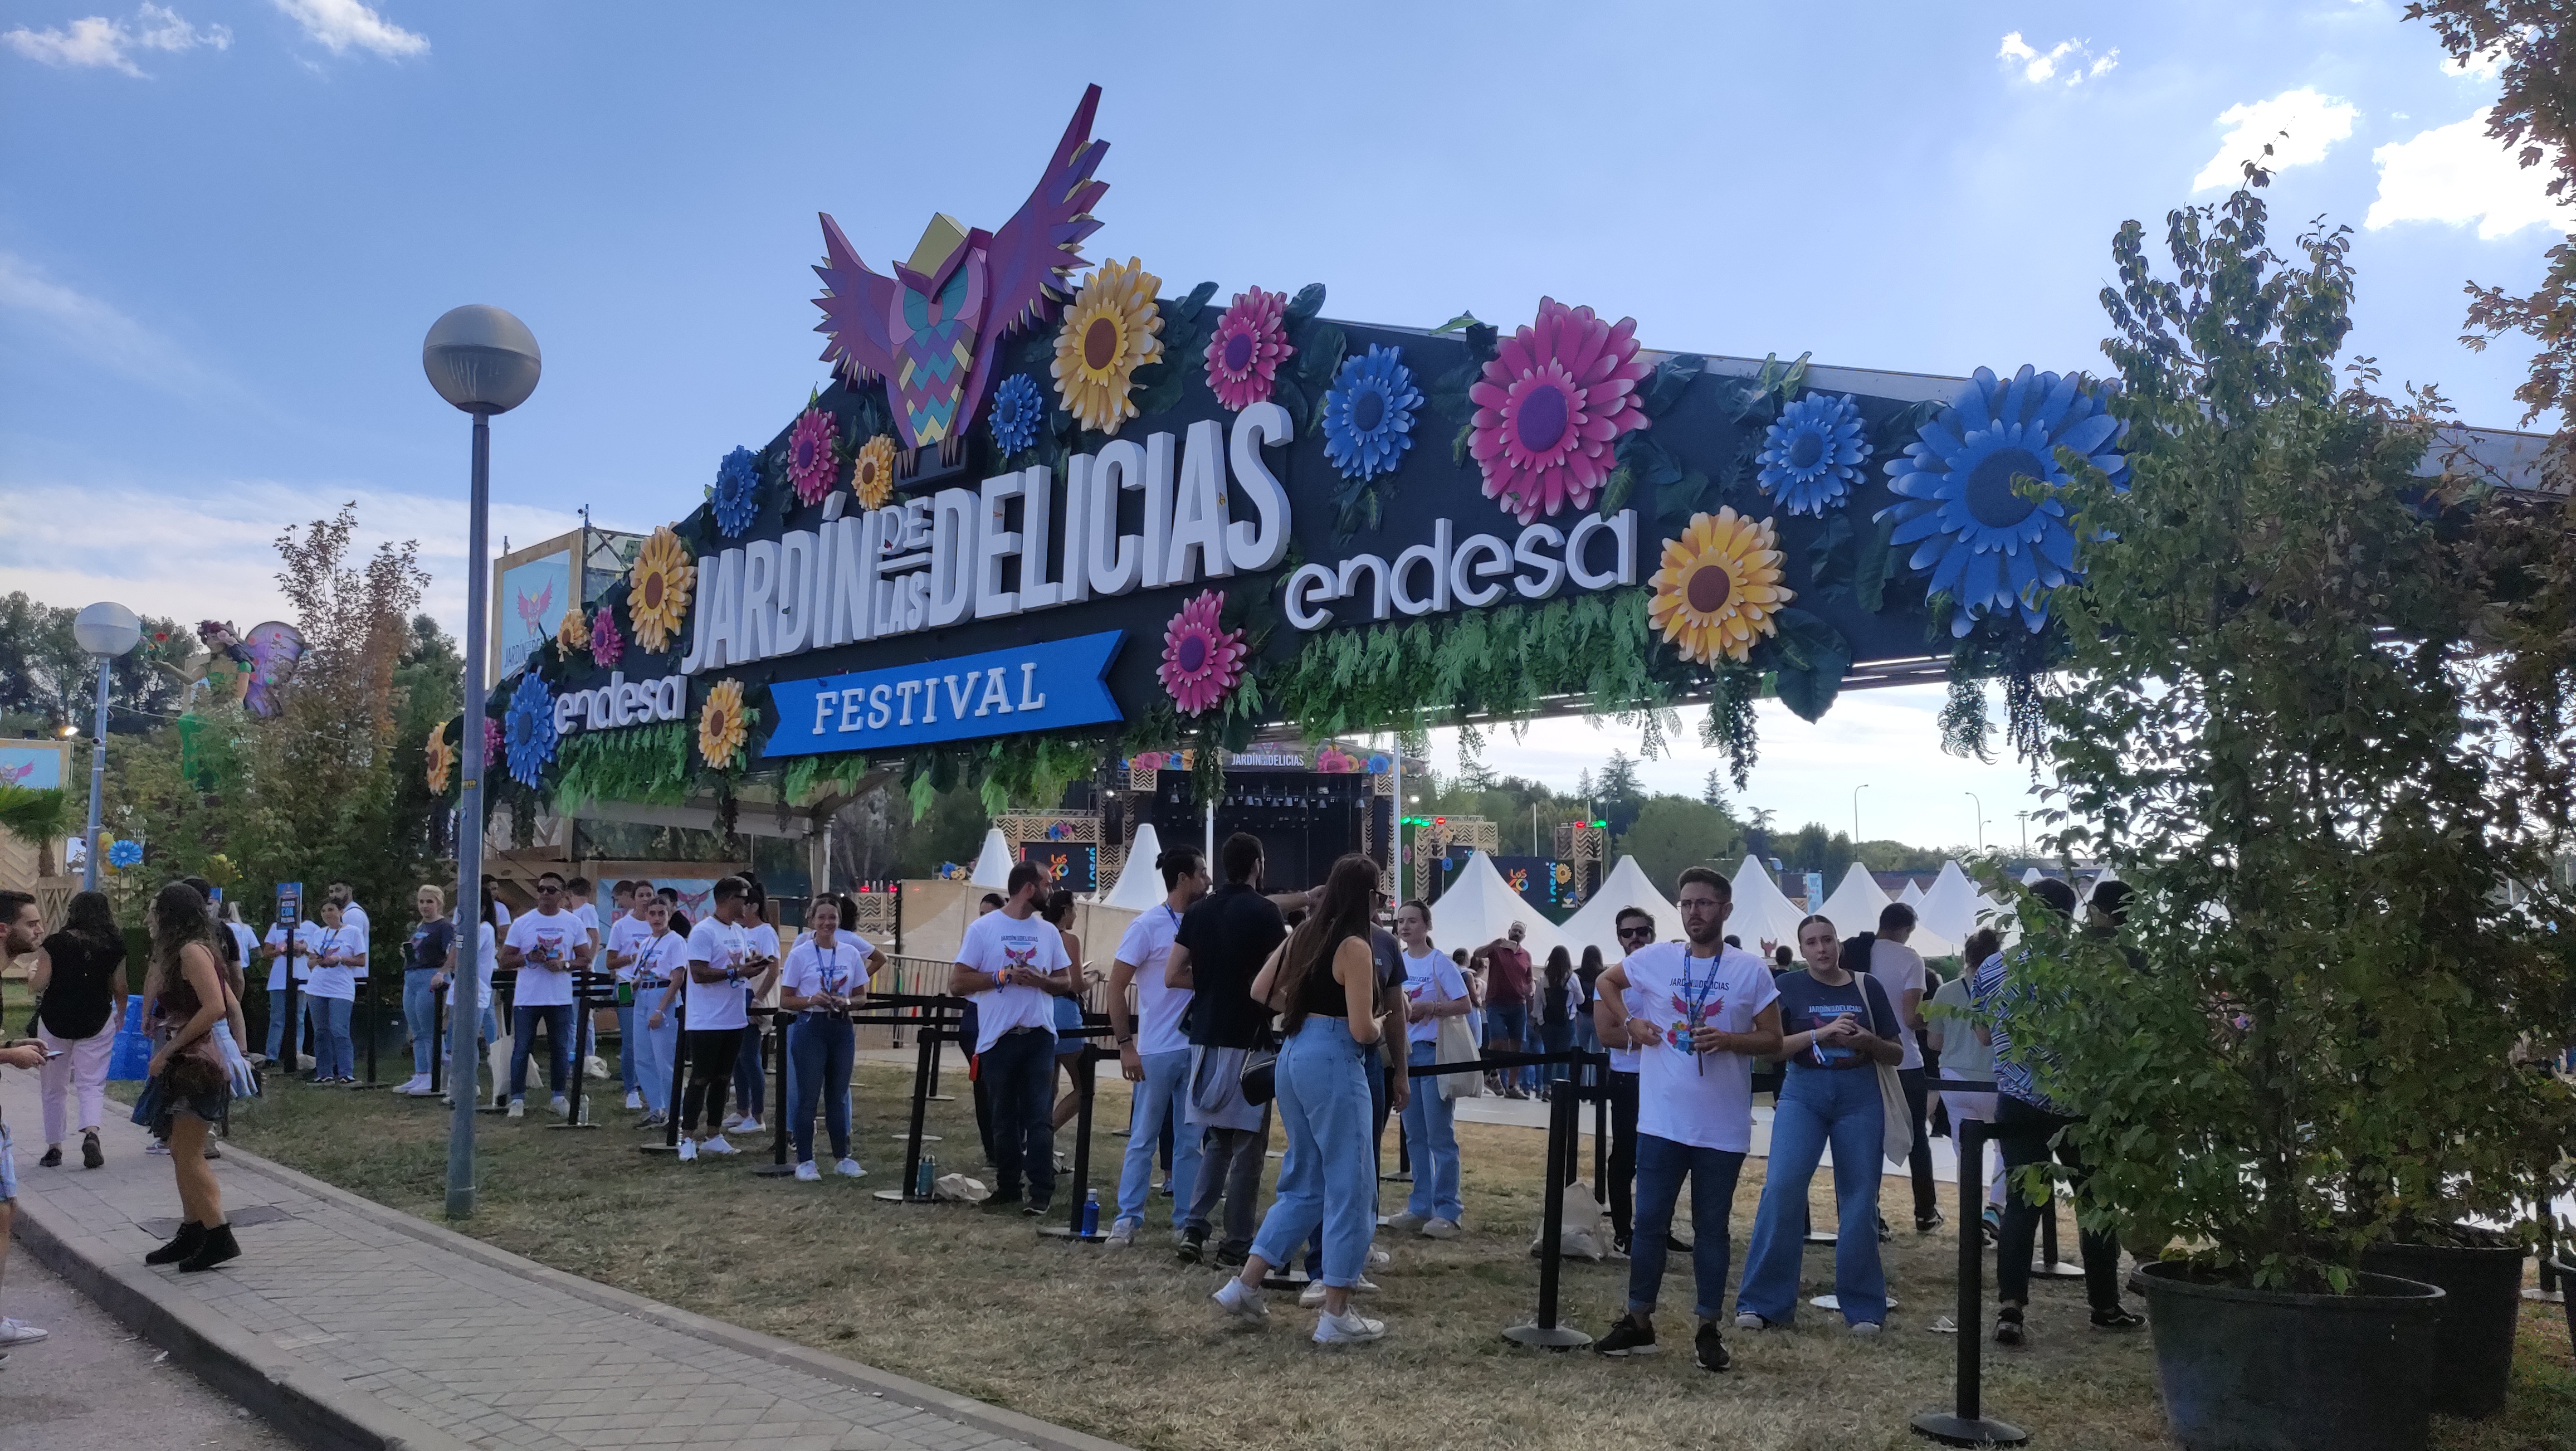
[1081,1189,1099,1236]
[915,1153,934,1199]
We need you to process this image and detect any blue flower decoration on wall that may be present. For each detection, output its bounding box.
[1877,364,2127,636]
[710,446,763,538]
[1322,345,1422,482]
[502,671,558,789]
[106,839,142,870]
[989,373,1043,457]
[1757,392,1871,516]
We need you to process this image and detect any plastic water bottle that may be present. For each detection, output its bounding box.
[1081,1189,1099,1236]
[915,1154,934,1199]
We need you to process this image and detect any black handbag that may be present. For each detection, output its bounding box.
[1238,1043,1280,1106]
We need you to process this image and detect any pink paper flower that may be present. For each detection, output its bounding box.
[1157,590,1246,717]
[1468,298,1653,524]
[483,717,505,767]
[589,606,624,668]
[785,407,841,505]
[1202,287,1295,412]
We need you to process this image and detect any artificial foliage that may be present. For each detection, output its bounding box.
[1469,298,1653,524]
[2003,183,2576,1293]
[551,721,691,813]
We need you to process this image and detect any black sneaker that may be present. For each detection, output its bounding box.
[1994,1307,2025,1346]
[1176,1228,1207,1264]
[987,1190,1024,1210]
[1023,1199,1051,1218]
[1594,1313,1657,1357]
[36,1146,58,1168]
[1214,1244,1249,1270]
[1694,1322,1730,1372]
[1915,1209,1944,1234]
[2090,1306,2145,1331]
[80,1131,101,1170]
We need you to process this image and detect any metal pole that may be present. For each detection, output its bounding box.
[1911,1115,2027,1445]
[81,655,109,891]
[447,408,492,1220]
[1965,792,1983,853]
[1852,783,1868,848]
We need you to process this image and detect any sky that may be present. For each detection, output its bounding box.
[0,0,2561,851]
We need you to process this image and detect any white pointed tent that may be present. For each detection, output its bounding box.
[1816,863,1890,942]
[1728,855,1808,950]
[1898,879,1927,908]
[967,827,1014,889]
[1916,860,1991,955]
[1430,851,1570,962]
[1097,823,1168,910]
[2021,866,2046,886]
[1558,855,1681,956]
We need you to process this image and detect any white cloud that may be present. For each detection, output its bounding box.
[0,250,237,400]
[2,4,228,77]
[2367,108,2565,239]
[270,0,426,59]
[2443,46,2504,81]
[1996,31,2118,87]
[2192,86,2360,191]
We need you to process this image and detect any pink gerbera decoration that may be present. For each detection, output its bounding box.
[589,606,624,668]
[482,717,504,766]
[1467,297,1653,524]
[785,407,840,505]
[1202,287,1295,412]
[1158,590,1246,717]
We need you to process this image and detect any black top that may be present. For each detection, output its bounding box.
[1541,967,1575,1026]
[1175,882,1285,1049]
[406,919,455,973]
[1367,927,1403,994]
[1774,968,1897,1073]
[38,930,124,1040]
[1296,933,1365,1020]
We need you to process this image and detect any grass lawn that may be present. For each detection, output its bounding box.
[215,1064,2576,1451]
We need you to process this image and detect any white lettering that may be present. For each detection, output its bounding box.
[1566,509,1636,590]
[1167,419,1231,583]
[928,488,977,627]
[1336,554,1394,622]
[866,683,891,728]
[1513,524,1565,601]
[677,554,718,674]
[899,496,933,552]
[702,549,744,668]
[943,671,978,719]
[1088,439,1145,596]
[895,680,921,726]
[1452,533,1514,608]
[830,514,873,645]
[811,689,839,737]
[1018,661,1046,712]
[657,676,682,719]
[1284,562,1338,630]
[1019,465,1061,610]
[554,694,579,738]
[1142,430,1176,590]
[1226,402,1293,573]
[977,669,1013,717]
[1059,457,1091,605]
[740,539,779,661]
[974,471,1023,620]
[1391,518,1453,617]
[775,530,817,656]
[840,689,865,732]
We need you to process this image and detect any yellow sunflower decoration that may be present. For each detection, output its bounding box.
[852,434,896,511]
[697,678,749,769]
[1647,507,1793,665]
[627,525,696,654]
[425,723,456,795]
[556,605,589,654]
[1051,257,1164,435]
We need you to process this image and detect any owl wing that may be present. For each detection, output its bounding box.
[980,82,1109,345]
[812,215,904,385]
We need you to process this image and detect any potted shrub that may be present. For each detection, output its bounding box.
[2003,177,2576,1451]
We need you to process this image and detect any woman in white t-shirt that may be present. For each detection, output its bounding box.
[258,916,319,1064]
[627,897,684,1128]
[1387,900,1470,1236]
[1924,927,2007,1236]
[436,895,502,1104]
[778,897,883,1180]
[305,900,364,1083]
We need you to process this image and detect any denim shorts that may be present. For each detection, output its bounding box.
[1052,994,1083,1034]
[0,1121,16,1202]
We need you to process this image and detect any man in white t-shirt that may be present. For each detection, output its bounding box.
[326,884,369,985]
[497,871,593,1119]
[1867,902,1940,1231]
[950,863,1073,1213]
[1103,844,1211,1246]
[676,876,769,1160]
[1589,867,1783,1372]
[1598,905,1660,1255]
[604,881,655,1110]
[259,916,320,1064]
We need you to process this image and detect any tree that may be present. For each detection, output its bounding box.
[1700,767,1728,809]
[1597,749,1645,836]
[0,591,194,734]
[1613,795,1744,895]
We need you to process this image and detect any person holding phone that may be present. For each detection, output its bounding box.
[305,899,364,1084]
[498,871,592,1118]
[1385,899,1468,1239]
[779,897,881,1180]
[1104,845,1209,1247]
[677,875,767,1161]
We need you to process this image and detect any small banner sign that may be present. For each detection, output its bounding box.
[762,631,1124,757]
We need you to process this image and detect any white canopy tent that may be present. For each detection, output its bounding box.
[1558,855,1682,956]
[1097,823,1168,910]
[1430,851,1571,962]
[1816,863,1890,942]
[1897,879,1927,908]
[1728,855,1808,950]
[1916,860,1991,954]
[967,827,1014,889]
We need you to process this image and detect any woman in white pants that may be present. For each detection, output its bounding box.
[1925,928,2008,1236]
[32,890,128,1170]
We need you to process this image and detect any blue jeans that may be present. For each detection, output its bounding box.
[306,996,354,1078]
[1539,1019,1575,1084]
[981,1026,1056,1202]
[403,970,440,1076]
[1738,1065,1889,1326]
[1626,1133,1746,1318]
[734,1022,765,1120]
[266,986,294,1060]
[1487,1002,1534,1090]
[632,992,678,1116]
[616,1001,641,1092]
[787,1013,855,1163]
[1115,1048,1199,1230]
[1248,1016,1377,1289]
[1399,1065,1462,1223]
[509,1003,575,1101]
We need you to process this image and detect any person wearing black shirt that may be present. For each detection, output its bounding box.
[31,890,126,1170]
[1167,833,1287,1266]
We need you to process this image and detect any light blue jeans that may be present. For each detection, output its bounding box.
[1399,1059,1462,1223]
[266,986,293,1060]
[1736,1065,1888,1326]
[306,996,355,1078]
[403,969,440,1076]
[632,992,678,1116]
[1114,1048,1200,1231]
[1247,1016,1377,1289]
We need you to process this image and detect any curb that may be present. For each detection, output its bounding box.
[212,1141,1133,1451]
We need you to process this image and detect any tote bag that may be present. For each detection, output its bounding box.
[1864,973,1913,1165]
[1433,978,1480,1101]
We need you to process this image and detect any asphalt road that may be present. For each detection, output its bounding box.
[0,1250,290,1451]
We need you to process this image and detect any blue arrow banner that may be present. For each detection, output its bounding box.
[761,631,1125,758]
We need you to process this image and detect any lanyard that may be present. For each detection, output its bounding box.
[813,941,845,995]
[636,935,666,983]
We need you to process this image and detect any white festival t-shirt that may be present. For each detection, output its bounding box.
[741,922,783,1012]
[683,917,752,1031]
[263,922,319,991]
[604,914,655,983]
[1114,904,1191,1058]
[448,923,499,1009]
[1622,941,1780,1155]
[956,908,1071,1054]
[1605,965,1652,1074]
[505,909,584,1008]
[339,902,370,980]
[780,933,872,1002]
[627,928,681,999]
[1399,947,1470,1048]
[1870,937,1928,1072]
[306,922,362,1001]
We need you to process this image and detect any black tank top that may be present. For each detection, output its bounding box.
[1296,934,1360,1020]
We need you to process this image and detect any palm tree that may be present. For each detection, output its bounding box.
[0,784,74,879]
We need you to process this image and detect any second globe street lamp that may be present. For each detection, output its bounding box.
[71,601,141,892]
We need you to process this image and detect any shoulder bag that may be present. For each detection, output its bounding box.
[1866,975,1913,1165]
[1434,971,1479,1101]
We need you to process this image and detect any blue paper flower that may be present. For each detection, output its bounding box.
[503,672,558,789]
[106,839,142,870]
[1757,392,1871,516]
[710,446,762,538]
[1877,365,2127,636]
[989,373,1043,457]
[1322,345,1422,482]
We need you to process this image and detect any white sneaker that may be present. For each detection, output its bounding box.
[1421,1218,1460,1240]
[1105,1220,1138,1248]
[624,1090,643,1109]
[676,1137,698,1162]
[144,1140,169,1157]
[833,1158,867,1179]
[794,1161,822,1181]
[1300,1280,1328,1308]
[1313,1308,1386,1345]
[1368,1247,1391,1267]
[700,1135,736,1156]
[551,1095,570,1118]
[0,1318,48,1345]
[1851,1321,1883,1337]
[1211,1278,1268,1325]
[506,1099,525,1119]
[722,1114,748,1133]
[1381,1211,1428,1232]
[1734,1311,1769,1331]
[734,1117,763,1137]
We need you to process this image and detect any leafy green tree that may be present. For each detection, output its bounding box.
[1614,795,1744,894]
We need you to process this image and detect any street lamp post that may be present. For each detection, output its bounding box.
[1852,783,1870,848]
[1964,791,1984,853]
[423,305,541,1221]
[71,602,140,891]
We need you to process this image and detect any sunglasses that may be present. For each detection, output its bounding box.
[1617,927,1653,939]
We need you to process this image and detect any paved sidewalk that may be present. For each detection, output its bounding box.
[0,1070,1124,1451]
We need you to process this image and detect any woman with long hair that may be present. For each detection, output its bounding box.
[1537,944,1579,1097]
[779,895,882,1179]
[31,889,126,1170]
[397,885,452,1095]
[628,894,682,1129]
[1573,943,1607,1060]
[1210,854,1389,1345]
[1735,913,1903,1333]
[437,893,502,1106]
[305,898,364,1084]
[1386,899,1468,1238]
[133,882,241,1271]
[1042,888,1090,1131]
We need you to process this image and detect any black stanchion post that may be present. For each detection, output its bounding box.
[280,946,301,1077]
[643,996,686,1155]
[2033,1180,2084,1279]
[1591,1051,1608,1190]
[550,971,601,1130]
[1504,1058,1590,1350]
[429,993,446,1097]
[757,1010,795,1176]
[1911,1117,2027,1446]
[875,1015,944,1202]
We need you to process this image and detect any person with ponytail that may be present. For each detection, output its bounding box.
[133,882,243,1272]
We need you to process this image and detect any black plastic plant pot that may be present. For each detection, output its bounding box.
[2132,1260,2443,1451]
[2359,1235,2528,1419]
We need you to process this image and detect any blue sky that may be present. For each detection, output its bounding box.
[1,0,2559,849]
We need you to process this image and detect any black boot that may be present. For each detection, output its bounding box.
[144,1221,207,1265]
[177,1221,239,1272]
